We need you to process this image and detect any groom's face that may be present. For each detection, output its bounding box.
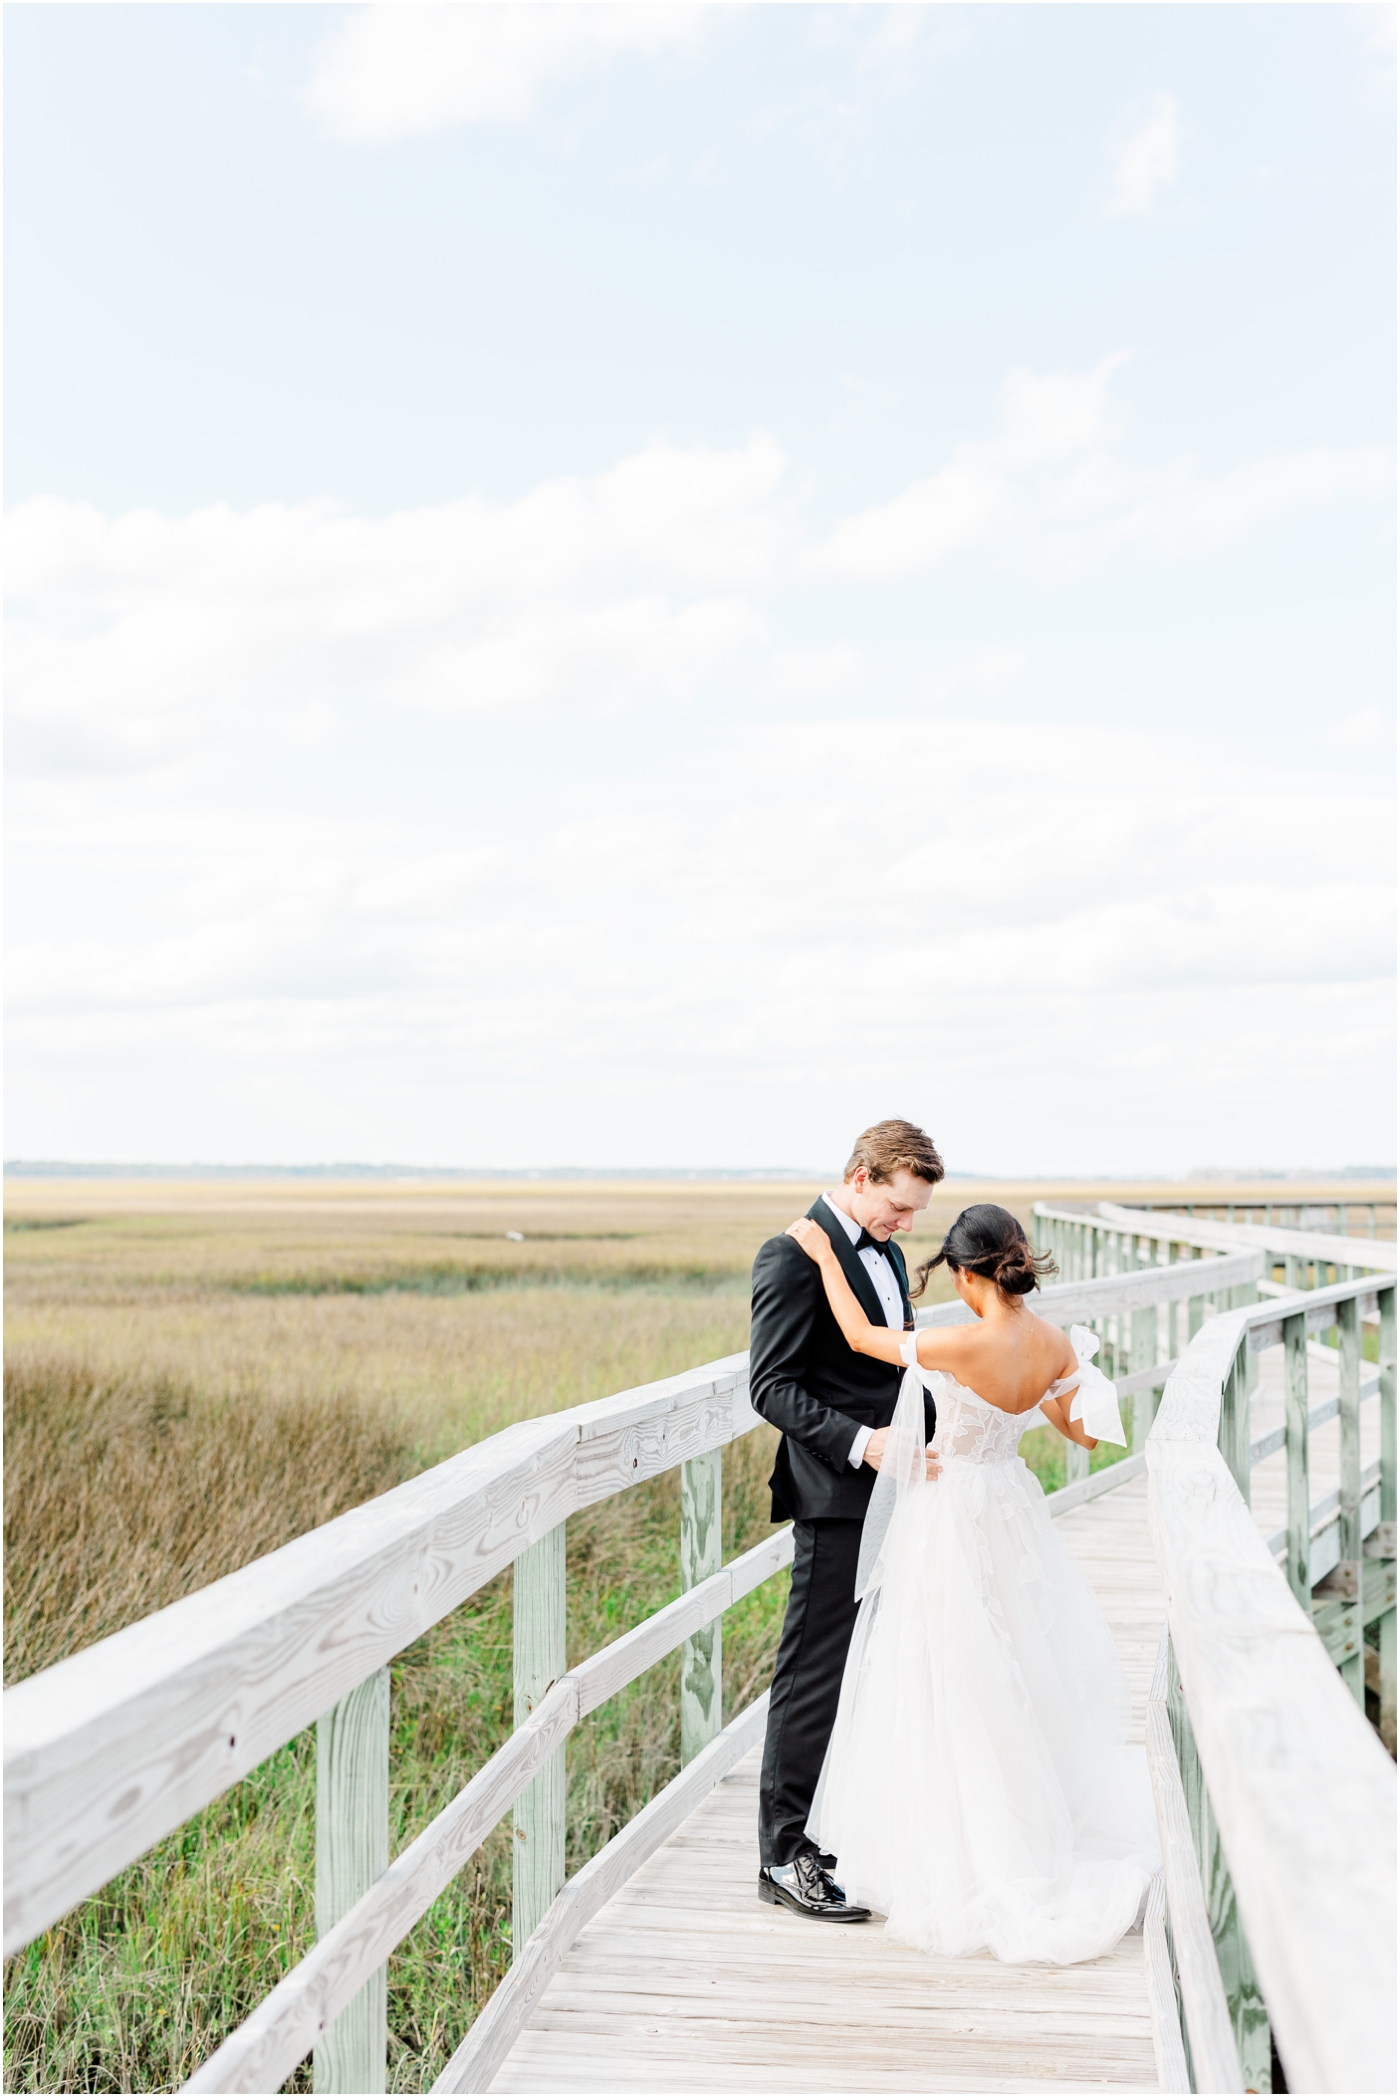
[846,1167,934,1240]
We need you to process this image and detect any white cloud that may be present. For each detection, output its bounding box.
[11,724,1393,1020]
[1105,92,1180,218]
[812,359,1392,581]
[5,435,785,775]
[9,389,1392,789]
[9,378,1393,805]
[308,3,707,143]
[812,357,1128,579]
[6,721,1392,1172]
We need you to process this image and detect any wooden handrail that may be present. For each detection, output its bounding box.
[3,1354,752,1956]
[1146,1279,1397,2094]
[1030,1197,1398,1273]
[1096,1201,1399,1272]
[920,1247,1263,1327]
[182,1528,793,2094]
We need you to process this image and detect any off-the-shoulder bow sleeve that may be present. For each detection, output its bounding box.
[1047,1325,1127,1447]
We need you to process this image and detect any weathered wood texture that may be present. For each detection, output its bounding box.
[1094,1202,1398,1275]
[1147,1299,1397,2096]
[433,1694,772,2093]
[1336,1297,1364,1704]
[1144,1643,1241,2093]
[1141,1872,1190,2095]
[489,1472,1167,2093]
[513,1525,567,1956]
[918,1249,1263,1333]
[313,1667,389,2096]
[495,1756,1157,2094]
[182,1527,794,2093]
[4,1355,754,1954]
[680,1449,722,1764]
[1381,1287,1398,1741]
[1246,1332,1384,1588]
[1044,1450,1147,1517]
[1162,1638,1268,2093]
[1283,1316,1311,1604]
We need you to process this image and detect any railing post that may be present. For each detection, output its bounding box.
[1129,1233,1156,1450]
[1165,1641,1266,2089]
[1218,1336,1251,1503]
[314,1666,390,2095]
[1334,1297,1364,1705]
[1283,1313,1311,1606]
[1379,1286,1396,1745]
[1112,1230,1128,1378]
[513,1523,567,1955]
[680,1449,723,1762]
[1187,1248,1205,1346]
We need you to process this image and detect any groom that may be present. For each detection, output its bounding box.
[750,1118,944,1920]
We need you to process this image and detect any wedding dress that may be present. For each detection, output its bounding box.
[807,1327,1159,1965]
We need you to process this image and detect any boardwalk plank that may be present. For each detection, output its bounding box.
[492,1470,1167,2092]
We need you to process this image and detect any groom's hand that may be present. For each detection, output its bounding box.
[862,1427,942,1480]
[862,1428,890,1470]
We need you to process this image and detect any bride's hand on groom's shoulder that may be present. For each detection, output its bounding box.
[785,1219,828,1260]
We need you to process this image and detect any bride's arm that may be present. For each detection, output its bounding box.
[783,1220,905,1364]
[1039,1389,1097,1449]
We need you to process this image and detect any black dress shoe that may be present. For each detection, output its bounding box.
[758,1856,871,1922]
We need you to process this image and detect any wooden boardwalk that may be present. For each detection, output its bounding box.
[494,1472,1168,2094]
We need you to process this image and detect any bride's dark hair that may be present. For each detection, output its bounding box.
[911,1203,1056,1303]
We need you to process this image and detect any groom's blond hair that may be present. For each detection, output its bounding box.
[843,1119,944,1187]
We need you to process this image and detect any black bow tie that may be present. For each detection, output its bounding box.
[855,1229,890,1258]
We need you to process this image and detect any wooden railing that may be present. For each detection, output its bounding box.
[1143,1271,1397,2095]
[1122,1197,1396,1240]
[2,1249,1264,2094]
[1034,1198,1398,1293]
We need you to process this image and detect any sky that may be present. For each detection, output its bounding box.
[5,2,1396,1177]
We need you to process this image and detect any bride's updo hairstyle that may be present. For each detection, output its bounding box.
[912,1203,1056,1303]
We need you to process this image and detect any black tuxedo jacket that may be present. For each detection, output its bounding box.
[749,1198,936,1523]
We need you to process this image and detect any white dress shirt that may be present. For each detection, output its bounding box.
[821,1192,905,1470]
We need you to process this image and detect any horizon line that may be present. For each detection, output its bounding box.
[4,1159,1396,1187]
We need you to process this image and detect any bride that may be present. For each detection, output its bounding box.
[783,1201,1159,1966]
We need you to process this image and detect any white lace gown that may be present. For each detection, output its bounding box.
[808,1332,1160,1966]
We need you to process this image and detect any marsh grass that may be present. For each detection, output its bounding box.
[3,1343,783,2093]
[4,1360,420,1682]
[6,1173,1353,2090]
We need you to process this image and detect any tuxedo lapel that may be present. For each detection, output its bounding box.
[806,1196,888,1330]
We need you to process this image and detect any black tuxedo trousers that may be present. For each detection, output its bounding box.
[757,1517,863,1866]
[748,1201,935,1868]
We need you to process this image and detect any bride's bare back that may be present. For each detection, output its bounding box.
[916,1304,1078,1417]
[784,1204,1095,1448]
